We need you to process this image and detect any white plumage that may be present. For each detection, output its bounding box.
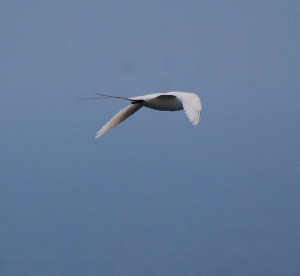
[90,91,202,138]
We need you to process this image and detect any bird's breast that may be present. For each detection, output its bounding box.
[142,95,183,111]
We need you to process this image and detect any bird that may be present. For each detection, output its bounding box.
[85,91,202,138]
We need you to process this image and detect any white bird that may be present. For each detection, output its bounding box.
[87,91,202,138]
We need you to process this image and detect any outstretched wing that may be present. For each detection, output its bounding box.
[176,93,202,125]
[95,103,143,138]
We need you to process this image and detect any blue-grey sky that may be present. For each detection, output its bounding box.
[1,1,300,275]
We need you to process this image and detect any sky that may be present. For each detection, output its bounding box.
[1,1,300,275]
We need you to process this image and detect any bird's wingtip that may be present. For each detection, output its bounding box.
[95,132,102,139]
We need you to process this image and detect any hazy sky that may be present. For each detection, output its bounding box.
[1,1,300,275]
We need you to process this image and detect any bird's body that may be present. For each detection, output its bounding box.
[132,94,183,111]
[89,91,201,138]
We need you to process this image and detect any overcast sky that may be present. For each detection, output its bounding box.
[1,1,300,275]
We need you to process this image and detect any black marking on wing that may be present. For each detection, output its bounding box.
[155,95,176,99]
[131,100,145,104]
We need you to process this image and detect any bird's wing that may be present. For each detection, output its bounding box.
[177,93,202,125]
[95,103,143,138]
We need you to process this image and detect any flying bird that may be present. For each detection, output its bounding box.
[85,91,202,138]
